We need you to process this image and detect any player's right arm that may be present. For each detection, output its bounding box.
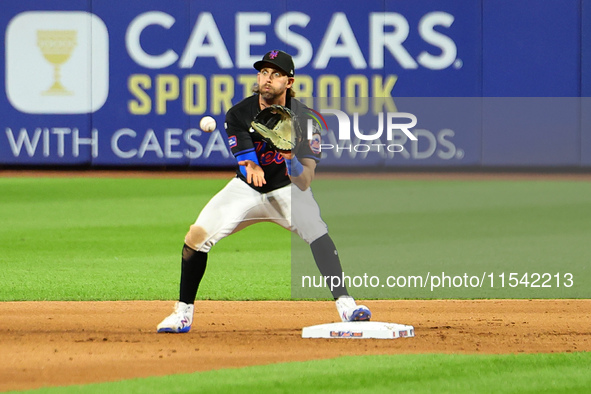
[225,108,266,187]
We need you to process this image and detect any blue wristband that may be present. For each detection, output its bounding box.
[285,156,304,177]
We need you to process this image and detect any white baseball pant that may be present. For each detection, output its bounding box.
[185,177,328,253]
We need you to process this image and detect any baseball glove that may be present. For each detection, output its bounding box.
[251,105,301,152]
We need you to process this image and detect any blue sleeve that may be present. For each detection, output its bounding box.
[234,149,260,178]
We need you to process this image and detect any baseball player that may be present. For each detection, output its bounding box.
[157,50,371,333]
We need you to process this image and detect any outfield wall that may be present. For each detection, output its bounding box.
[0,0,589,168]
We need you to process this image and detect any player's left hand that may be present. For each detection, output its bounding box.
[238,160,267,187]
[251,105,301,152]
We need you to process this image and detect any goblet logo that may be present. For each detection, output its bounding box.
[37,30,77,95]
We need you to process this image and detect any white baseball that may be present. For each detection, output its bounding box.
[200,116,216,132]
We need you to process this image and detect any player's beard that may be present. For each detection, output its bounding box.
[259,83,285,101]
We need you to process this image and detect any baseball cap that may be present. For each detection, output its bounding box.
[253,50,295,77]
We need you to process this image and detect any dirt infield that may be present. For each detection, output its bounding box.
[1,300,590,392]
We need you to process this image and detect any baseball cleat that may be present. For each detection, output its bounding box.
[157,301,194,333]
[349,305,372,321]
[335,295,372,322]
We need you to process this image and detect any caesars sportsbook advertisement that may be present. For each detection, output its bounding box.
[1,0,590,168]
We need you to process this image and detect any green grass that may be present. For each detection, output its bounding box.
[13,352,591,394]
[1,176,590,301]
[0,177,291,301]
[293,179,591,298]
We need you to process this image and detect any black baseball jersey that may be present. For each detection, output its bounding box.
[224,94,321,193]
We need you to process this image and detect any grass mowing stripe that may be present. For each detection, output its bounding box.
[14,352,591,393]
